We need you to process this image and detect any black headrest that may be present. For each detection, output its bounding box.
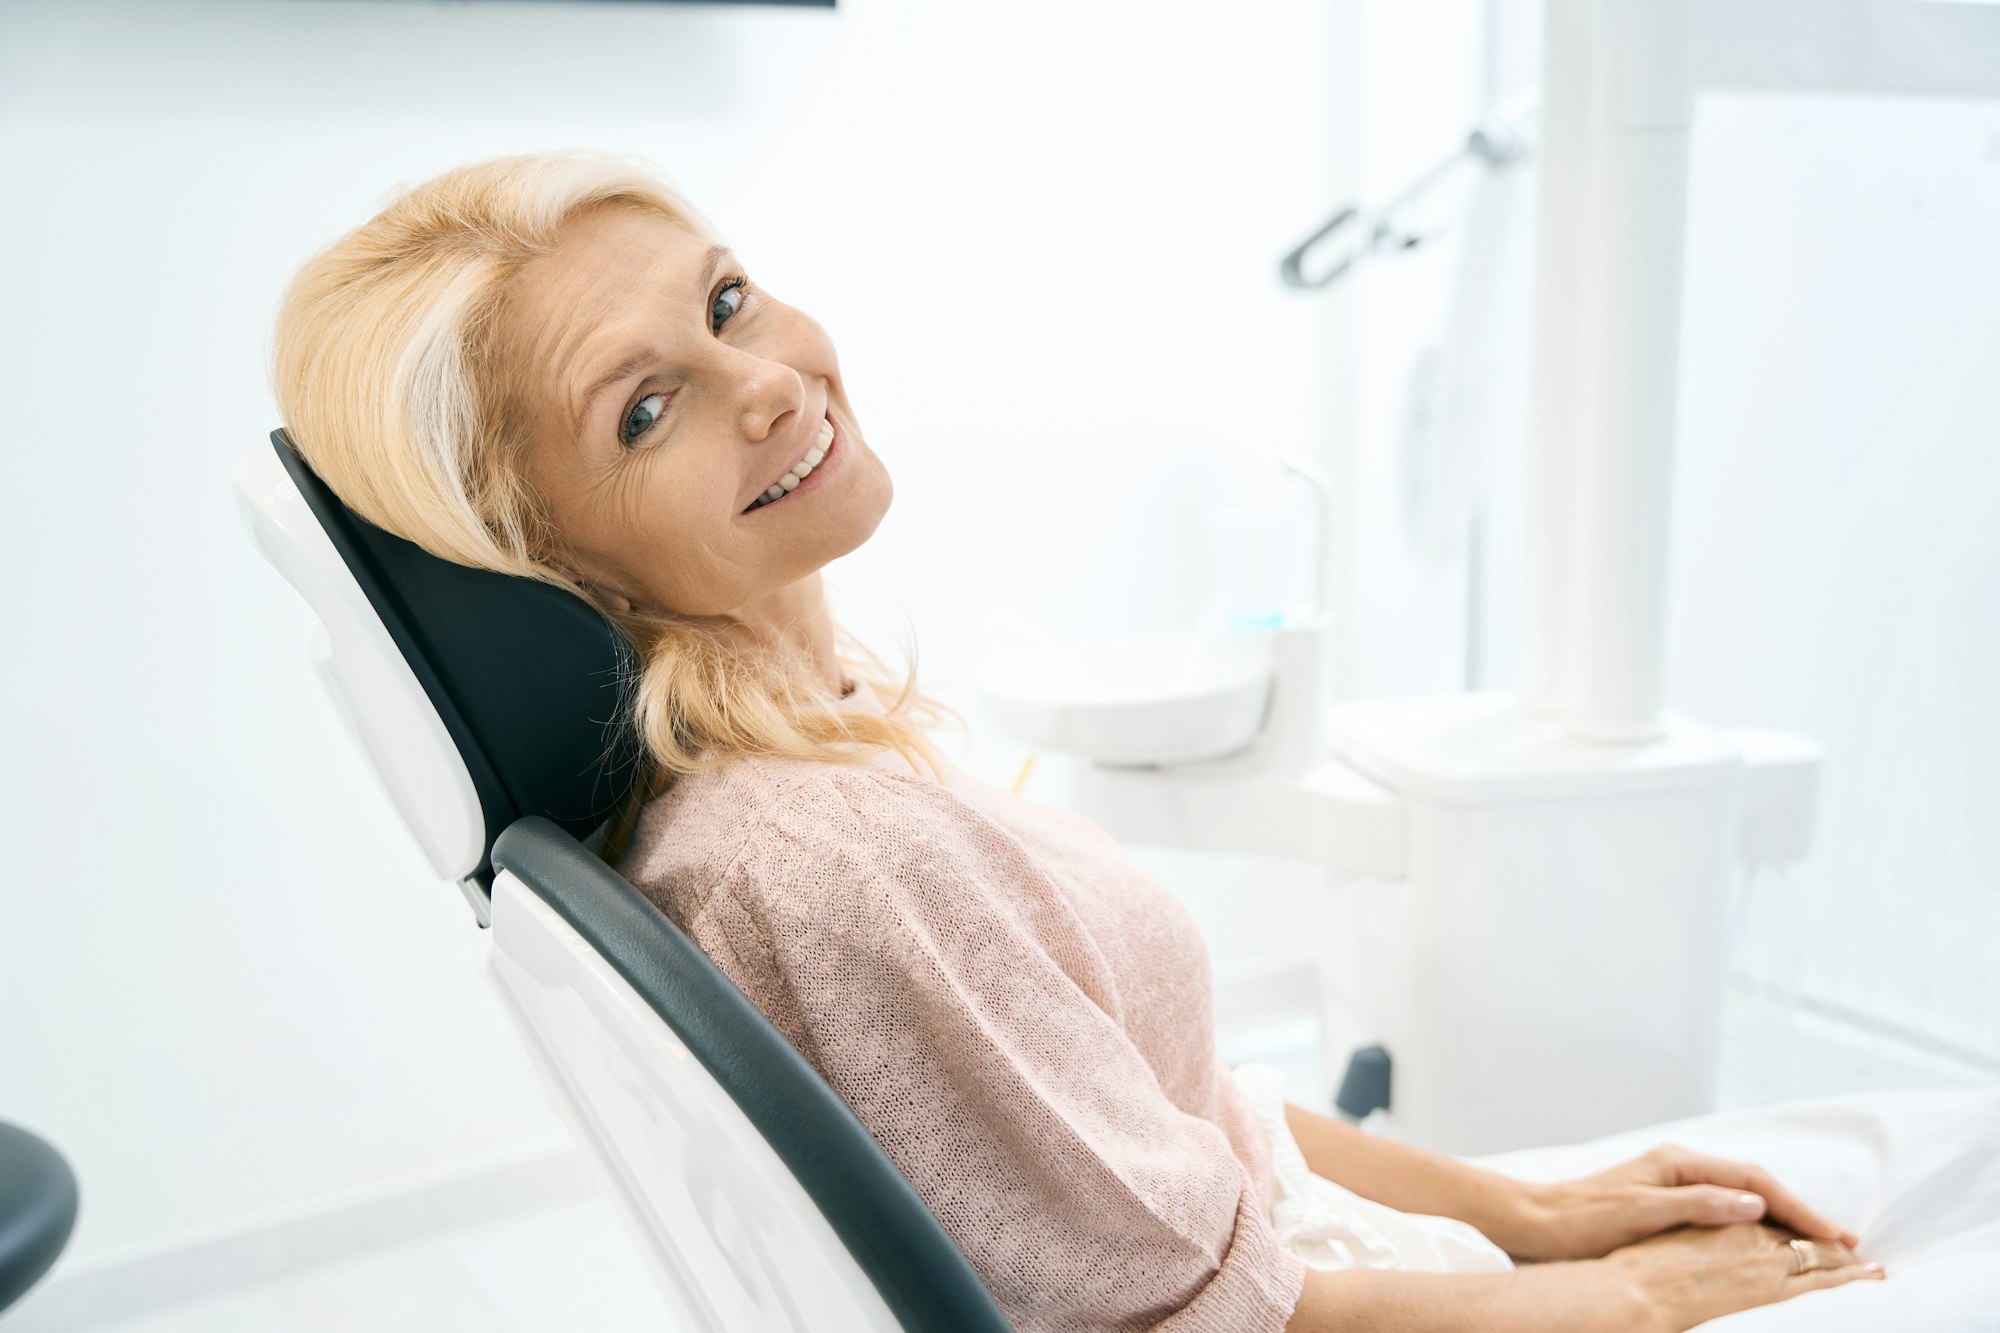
[271,428,644,890]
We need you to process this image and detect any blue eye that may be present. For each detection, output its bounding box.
[620,392,666,446]
[711,275,748,332]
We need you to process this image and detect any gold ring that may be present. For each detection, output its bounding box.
[1789,1237,1820,1274]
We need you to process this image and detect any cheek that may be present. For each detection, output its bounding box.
[798,312,841,367]
[636,461,738,568]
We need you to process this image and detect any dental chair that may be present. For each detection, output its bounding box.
[233,430,1011,1333]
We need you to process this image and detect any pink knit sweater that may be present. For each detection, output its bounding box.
[617,679,1309,1331]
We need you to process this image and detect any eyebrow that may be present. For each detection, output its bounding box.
[570,242,735,438]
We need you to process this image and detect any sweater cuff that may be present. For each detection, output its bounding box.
[1159,1183,1309,1332]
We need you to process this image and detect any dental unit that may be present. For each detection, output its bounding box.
[978,0,2000,1156]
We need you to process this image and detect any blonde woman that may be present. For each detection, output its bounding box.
[271,149,1988,1333]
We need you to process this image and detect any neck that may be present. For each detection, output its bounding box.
[728,572,848,697]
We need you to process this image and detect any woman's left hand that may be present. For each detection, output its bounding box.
[1498,1141,1862,1263]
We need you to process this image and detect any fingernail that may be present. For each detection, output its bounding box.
[1863,1262,1884,1274]
[1734,1193,1763,1216]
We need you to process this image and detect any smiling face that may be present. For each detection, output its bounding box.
[496,202,892,622]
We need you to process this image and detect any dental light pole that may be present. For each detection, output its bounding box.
[1526,0,1685,740]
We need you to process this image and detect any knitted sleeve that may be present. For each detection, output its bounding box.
[692,765,1307,1333]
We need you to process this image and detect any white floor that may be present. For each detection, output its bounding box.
[50,984,1998,1333]
[64,1186,673,1333]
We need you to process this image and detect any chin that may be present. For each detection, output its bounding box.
[833,459,892,550]
[830,496,890,561]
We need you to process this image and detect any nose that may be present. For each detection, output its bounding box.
[727,350,809,445]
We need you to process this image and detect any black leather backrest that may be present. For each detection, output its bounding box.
[271,429,643,889]
[493,818,1014,1333]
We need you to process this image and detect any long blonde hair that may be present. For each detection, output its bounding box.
[270,149,961,862]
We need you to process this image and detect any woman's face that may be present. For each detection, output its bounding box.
[499,202,891,620]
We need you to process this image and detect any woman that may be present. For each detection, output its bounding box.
[270,149,1991,1332]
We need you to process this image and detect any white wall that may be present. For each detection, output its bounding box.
[1666,90,2000,1080]
[0,0,1352,1279]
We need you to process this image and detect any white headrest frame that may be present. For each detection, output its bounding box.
[233,445,487,898]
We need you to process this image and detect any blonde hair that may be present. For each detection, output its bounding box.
[271,148,961,863]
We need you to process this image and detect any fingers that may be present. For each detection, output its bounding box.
[1796,1258,1888,1292]
[1654,1145,1859,1248]
[1784,1236,1887,1292]
[1647,1183,1772,1229]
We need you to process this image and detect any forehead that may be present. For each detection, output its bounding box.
[503,204,719,385]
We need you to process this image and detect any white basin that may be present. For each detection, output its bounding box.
[975,631,1277,766]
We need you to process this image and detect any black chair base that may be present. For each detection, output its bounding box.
[0,1121,79,1313]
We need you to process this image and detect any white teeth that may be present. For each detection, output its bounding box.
[746,416,836,512]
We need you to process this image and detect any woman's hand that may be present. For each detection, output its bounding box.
[1605,1221,1884,1333]
[1502,1141,1862,1263]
